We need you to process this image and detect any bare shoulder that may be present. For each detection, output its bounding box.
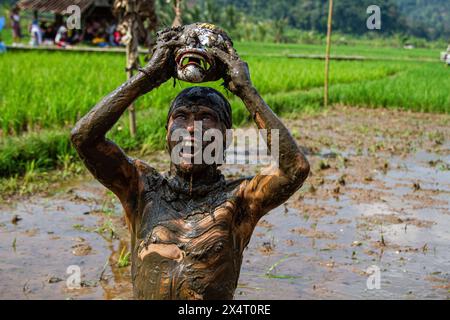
[134,158,157,175]
[226,176,254,195]
[132,159,163,184]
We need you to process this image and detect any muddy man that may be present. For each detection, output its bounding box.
[71,26,310,300]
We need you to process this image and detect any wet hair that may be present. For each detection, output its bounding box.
[167,87,232,129]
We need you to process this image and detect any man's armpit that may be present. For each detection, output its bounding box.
[241,172,299,222]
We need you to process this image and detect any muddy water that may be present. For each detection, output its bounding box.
[1,148,448,300]
[1,108,449,299]
[237,148,450,299]
[0,185,133,299]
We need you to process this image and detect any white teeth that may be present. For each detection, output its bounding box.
[178,52,209,70]
[180,149,201,158]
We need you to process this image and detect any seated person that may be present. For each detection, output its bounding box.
[92,32,108,47]
[55,25,68,47]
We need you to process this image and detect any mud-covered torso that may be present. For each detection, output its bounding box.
[131,167,251,300]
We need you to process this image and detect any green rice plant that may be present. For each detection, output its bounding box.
[0,129,74,176]
[265,255,301,279]
[117,246,131,268]
[0,43,448,178]
[0,50,408,135]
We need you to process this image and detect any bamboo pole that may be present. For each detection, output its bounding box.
[324,0,334,108]
[126,59,137,137]
[126,0,138,137]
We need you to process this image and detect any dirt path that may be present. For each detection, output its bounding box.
[1,106,449,299]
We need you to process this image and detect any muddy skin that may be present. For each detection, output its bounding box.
[71,26,309,300]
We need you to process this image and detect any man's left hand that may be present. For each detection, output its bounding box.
[210,48,253,96]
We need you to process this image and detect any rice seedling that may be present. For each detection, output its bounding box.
[118,246,131,268]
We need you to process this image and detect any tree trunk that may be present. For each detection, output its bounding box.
[172,0,183,27]
[114,0,159,136]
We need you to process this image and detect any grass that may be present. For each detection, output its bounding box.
[117,246,131,268]
[0,130,74,176]
[235,41,444,61]
[0,50,404,134]
[265,255,301,279]
[0,43,449,178]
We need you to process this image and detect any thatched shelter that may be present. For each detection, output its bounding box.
[18,0,115,23]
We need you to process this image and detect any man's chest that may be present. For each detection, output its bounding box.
[136,190,242,263]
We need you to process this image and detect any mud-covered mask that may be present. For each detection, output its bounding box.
[159,23,233,83]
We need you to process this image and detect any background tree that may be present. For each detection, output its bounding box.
[274,18,288,43]
[113,0,158,136]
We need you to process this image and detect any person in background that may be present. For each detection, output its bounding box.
[92,31,108,47]
[68,29,82,45]
[55,24,68,47]
[10,6,22,45]
[83,21,95,43]
[107,23,117,46]
[40,22,50,44]
[113,26,122,46]
[29,19,42,46]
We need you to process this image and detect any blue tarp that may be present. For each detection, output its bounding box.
[0,17,5,52]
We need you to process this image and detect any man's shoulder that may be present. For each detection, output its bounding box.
[134,159,157,173]
[225,176,254,194]
[133,159,164,185]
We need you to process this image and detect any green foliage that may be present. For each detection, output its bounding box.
[397,0,450,40]
[181,0,449,41]
[117,246,131,268]
[2,1,448,46]
[0,129,75,176]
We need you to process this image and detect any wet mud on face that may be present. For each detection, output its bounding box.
[1,107,449,299]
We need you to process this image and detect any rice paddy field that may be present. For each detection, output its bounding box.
[1,42,450,300]
[0,42,449,179]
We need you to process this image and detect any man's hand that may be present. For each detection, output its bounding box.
[210,48,253,96]
[140,30,183,88]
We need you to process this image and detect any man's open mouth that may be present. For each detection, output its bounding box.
[175,49,213,72]
[179,139,203,159]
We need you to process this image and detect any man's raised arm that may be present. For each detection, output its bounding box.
[212,48,310,223]
[71,33,179,213]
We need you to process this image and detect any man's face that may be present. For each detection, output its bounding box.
[167,104,225,174]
